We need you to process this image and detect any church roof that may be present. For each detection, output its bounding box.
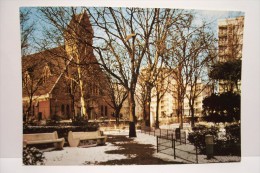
[22,11,101,100]
[22,46,69,98]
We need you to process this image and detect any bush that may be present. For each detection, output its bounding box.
[52,114,62,122]
[188,123,240,156]
[226,123,240,143]
[188,125,218,153]
[23,147,45,165]
[23,122,99,144]
[72,115,89,126]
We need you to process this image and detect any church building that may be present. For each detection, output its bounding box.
[22,11,113,121]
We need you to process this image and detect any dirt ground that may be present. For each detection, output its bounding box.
[95,135,183,165]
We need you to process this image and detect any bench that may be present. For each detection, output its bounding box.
[68,130,107,147]
[23,131,65,150]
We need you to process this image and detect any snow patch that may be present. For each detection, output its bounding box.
[44,143,126,165]
[43,131,240,165]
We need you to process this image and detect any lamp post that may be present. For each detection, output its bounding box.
[125,33,136,41]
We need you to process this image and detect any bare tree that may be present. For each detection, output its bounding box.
[185,31,217,127]
[22,60,44,122]
[20,8,37,121]
[20,8,34,56]
[103,75,128,126]
[164,12,194,128]
[88,7,158,137]
[153,68,172,128]
[88,8,194,134]
[35,7,99,119]
[136,8,181,127]
[166,13,218,128]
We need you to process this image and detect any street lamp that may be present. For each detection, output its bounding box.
[125,33,136,41]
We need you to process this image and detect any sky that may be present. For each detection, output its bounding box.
[20,7,244,55]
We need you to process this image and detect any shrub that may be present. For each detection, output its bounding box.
[23,147,45,165]
[188,125,218,153]
[226,123,240,143]
[52,114,62,122]
[188,123,241,156]
[72,115,88,126]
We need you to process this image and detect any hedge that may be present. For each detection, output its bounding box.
[23,122,99,145]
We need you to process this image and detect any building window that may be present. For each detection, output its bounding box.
[42,64,51,83]
[61,104,65,116]
[23,71,31,87]
[101,105,103,116]
[105,106,108,116]
[66,104,70,118]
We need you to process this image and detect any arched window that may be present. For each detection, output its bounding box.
[42,63,51,83]
[61,104,65,116]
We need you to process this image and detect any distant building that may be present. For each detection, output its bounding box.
[183,81,213,117]
[150,69,176,121]
[141,68,212,124]
[146,68,211,125]
[22,11,113,121]
[218,16,244,93]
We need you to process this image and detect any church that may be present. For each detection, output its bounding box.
[22,11,113,121]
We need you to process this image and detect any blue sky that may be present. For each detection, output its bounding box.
[20,7,244,54]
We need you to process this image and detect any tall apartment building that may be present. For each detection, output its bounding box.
[218,16,244,93]
[148,69,210,125]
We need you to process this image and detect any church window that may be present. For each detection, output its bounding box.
[42,63,52,83]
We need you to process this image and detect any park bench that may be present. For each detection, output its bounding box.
[23,131,65,150]
[68,130,107,147]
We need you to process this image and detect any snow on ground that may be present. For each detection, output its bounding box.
[44,143,126,165]
[44,130,240,165]
[134,131,240,164]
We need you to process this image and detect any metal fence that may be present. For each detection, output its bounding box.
[157,134,199,164]
[140,127,198,164]
[140,127,187,144]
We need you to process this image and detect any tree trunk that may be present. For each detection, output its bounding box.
[145,102,151,127]
[76,55,87,118]
[143,103,147,125]
[180,106,183,129]
[115,109,120,127]
[188,97,195,128]
[129,90,136,137]
[190,105,195,128]
[178,98,184,129]
[155,93,160,129]
[71,97,75,120]
[145,87,152,127]
[26,96,33,122]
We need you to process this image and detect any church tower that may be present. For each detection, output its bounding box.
[64,11,96,118]
[64,10,95,63]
